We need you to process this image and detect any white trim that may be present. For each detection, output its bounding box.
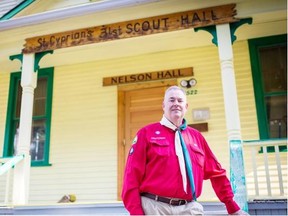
[0,0,160,31]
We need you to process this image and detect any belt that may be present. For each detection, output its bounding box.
[141,192,191,206]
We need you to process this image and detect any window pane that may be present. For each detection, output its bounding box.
[259,45,287,93]
[33,77,47,116]
[30,119,46,161]
[265,95,287,138]
[13,122,20,156]
[13,120,46,161]
[15,80,22,118]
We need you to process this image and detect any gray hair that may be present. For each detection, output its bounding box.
[164,85,186,100]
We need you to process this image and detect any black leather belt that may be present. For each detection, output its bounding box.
[141,192,191,206]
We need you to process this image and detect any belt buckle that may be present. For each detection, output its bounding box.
[180,200,188,205]
[169,198,176,205]
[169,198,187,206]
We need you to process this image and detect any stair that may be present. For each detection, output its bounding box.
[0,202,227,215]
[1,200,286,215]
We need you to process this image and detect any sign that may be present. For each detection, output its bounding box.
[103,67,193,86]
[23,4,237,53]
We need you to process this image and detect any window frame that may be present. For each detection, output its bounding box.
[3,67,54,166]
[248,34,287,139]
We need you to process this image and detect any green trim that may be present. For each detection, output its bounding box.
[32,67,54,167]
[230,18,253,43]
[194,18,253,46]
[35,51,54,72]
[3,68,54,167]
[3,73,19,157]
[194,25,217,45]
[9,51,54,72]
[9,54,23,71]
[0,0,35,20]
[248,34,287,139]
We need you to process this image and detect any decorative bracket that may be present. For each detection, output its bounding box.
[9,50,53,72]
[194,18,253,46]
[34,50,53,72]
[9,54,23,70]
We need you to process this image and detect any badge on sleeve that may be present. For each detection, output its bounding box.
[129,147,134,155]
[129,135,138,156]
[132,135,138,145]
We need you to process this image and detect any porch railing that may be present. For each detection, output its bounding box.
[0,155,25,204]
[1,140,287,205]
[243,139,287,200]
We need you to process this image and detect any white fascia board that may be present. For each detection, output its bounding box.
[0,0,160,31]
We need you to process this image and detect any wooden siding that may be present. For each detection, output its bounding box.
[15,0,91,17]
[0,72,11,203]
[0,73,10,151]
[1,40,259,204]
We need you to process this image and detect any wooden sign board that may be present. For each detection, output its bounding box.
[103,67,193,86]
[23,4,237,53]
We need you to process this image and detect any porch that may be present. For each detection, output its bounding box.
[0,139,287,215]
[0,200,287,215]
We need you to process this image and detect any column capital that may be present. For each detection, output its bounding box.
[194,18,253,46]
[9,50,53,72]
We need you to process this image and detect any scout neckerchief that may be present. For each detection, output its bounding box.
[160,115,197,201]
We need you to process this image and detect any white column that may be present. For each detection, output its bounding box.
[216,24,241,141]
[216,24,248,212]
[13,53,37,205]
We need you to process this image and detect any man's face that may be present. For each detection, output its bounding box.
[162,88,188,123]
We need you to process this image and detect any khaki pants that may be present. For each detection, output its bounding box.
[141,196,204,215]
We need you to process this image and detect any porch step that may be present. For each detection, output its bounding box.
[2,201,286,215]
[0,202,227,215]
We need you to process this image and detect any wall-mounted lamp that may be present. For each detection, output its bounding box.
[180,78,197,88]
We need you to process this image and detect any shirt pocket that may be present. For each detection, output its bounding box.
[150,139,170,156]
[189,145,205,169]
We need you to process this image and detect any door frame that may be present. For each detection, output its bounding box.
[117,80,177,200]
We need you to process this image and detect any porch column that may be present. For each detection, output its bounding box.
[216,24,248,211]
[13,53,37,205]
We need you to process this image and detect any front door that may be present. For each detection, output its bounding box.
[117,80,176,199]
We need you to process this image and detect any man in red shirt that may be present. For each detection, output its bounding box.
[122,86,249,215]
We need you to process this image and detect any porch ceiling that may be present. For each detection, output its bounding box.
[0,0,286,73]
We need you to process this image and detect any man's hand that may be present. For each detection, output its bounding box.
[230,209,250,215]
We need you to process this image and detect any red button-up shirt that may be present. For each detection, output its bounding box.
[122,122,240,215]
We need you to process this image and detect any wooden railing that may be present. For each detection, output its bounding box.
[0,155,24,204]
[243,139,287,200]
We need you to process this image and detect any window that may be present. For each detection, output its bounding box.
[248,34,287,151]
[3,67,54,166]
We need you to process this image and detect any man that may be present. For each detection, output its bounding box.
[122,85,249,215]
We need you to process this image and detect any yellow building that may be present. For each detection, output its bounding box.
[0,0,286,214]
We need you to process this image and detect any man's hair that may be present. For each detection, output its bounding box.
[164,85,186,100]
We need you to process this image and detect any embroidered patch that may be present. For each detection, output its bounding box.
[132,136,138,145]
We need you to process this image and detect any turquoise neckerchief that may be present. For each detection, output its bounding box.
[160,117,197,201]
